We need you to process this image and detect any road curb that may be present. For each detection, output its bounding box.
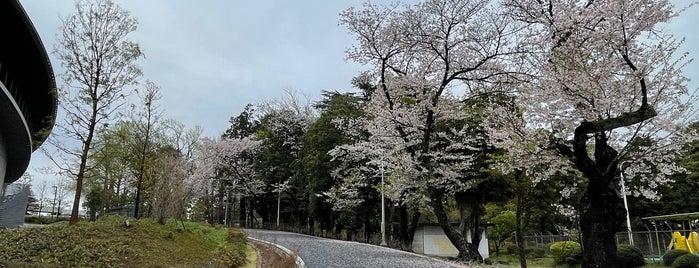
[247,236,307,268]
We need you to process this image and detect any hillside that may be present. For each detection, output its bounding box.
[0,216,251,267]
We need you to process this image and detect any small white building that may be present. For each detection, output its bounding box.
[412,225,490,259]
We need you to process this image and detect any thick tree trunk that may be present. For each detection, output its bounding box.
[399,203,410,249]
[407,207,421,250]
[364,216,371,243]
[239,197,247,227]
[429,188,481,261]
[572,131,626,267]
[515,190,527,267]
[396,203,421,251]
[580,179,624,267]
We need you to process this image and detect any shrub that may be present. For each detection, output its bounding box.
[664,250,691,266]
[550,241,581,264]
[672,254,699,268]
[526,246,547,258]
[616,245,645,268]
[504,244,547,258]
[226,229,247,244]
[212,243,247,268]
[564,248,583,266]
[24,215,69,225]
[506,244,518,255]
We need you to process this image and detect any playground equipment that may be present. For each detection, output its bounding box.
[669,231,699,254]
[643,212,699,255]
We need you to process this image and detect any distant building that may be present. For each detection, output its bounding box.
[0,0,58,227]
[107,205,135,218]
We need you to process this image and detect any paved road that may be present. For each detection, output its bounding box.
[245,229,466,268]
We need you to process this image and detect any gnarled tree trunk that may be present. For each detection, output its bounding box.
[429,188,481,261]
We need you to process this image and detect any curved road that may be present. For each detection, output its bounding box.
[245,229,466,268]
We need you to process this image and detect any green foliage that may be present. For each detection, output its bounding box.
[502,244,547,258]
[549,241,581,264]
[616,245,645,268]
[563,247,582,266]
[664,249,691,266]
[0,217,246,267]
[506,244,519,255]
[527,246,547,258]
[630,123,699,219]
[211,230,249,268]
[24,215,70,225]
[672,254,699,268]
[489,210,516,241]
[301,92,366,232]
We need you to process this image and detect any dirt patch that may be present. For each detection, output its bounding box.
[250,240,298,268]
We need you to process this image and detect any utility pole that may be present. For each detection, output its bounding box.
[51,185,58,219]
[224,190,229,227]
[380,165,387,246]
[620,163,634,245]
[277,188,281,228]
[274,180,290,229]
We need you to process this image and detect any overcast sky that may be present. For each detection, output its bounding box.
[18,1,699,186]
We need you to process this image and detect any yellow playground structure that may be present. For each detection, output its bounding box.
[669,231,699,254]
[643,212,699,255]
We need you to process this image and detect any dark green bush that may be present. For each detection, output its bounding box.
[505,244,518,255]
[504,244,547,258]
[664,250,691,266]
[564,248,583,266]
[672,254,699,268]
[616,245,645,268]
[24,215,69,225]
[526,246,547,258]
[550,241,581,264]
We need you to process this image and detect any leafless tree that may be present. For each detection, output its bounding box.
[47,0,143,224]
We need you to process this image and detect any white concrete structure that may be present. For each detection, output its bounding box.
[412,225,490,259]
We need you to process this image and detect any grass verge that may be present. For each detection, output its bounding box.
[0,216,248,267]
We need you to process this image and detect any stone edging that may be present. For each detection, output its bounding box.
[247,236,306,268]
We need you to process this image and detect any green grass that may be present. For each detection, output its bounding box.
[488,254,556,267]
[488,254,667,268]
[0,216,248,267]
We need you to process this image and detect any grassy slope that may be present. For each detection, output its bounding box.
[0,216,247,268]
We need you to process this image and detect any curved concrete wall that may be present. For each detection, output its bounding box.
[0,131,6,195]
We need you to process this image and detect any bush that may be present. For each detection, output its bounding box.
[617,245,645,268]
[212,243,248,268]
[526,246,547,258]
[550,241,581,264]
[209,228,248,267]
[563,248,583,266]
[504,244,547,258]
[505,244,518,255]
[672,254,699,268]
[664,250,691,266]
[24,215,69,225]
[226,228,247,244]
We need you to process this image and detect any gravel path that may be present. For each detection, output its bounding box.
[245,229,467,268]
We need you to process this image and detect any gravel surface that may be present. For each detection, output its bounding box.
[245,229,467,268]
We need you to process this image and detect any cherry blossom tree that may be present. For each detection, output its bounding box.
[340,0,519,260]
[490,0,697,266]
[191,137,264,225]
